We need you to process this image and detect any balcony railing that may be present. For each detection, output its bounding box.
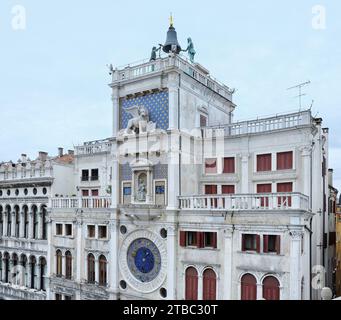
[111,54,233,100]
[75,139,111,156]
[179,193,309,212]
[51,196,111,209]
[202,110,312,138]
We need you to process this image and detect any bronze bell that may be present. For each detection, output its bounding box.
[163,25,182,54]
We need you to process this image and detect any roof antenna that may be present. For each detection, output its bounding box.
[287,81,311,111]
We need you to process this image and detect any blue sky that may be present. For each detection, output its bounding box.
[0,0,340,191]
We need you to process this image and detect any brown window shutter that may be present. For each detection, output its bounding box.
[212,232,217,249]
[263,235,269,253]
[241,234,245,251]
[197,232,205,248]
[256,235,261,253]
[180,231,186,247]
[276,235,281,254]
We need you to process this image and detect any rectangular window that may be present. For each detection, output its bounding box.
[64,295,72,301]
[123,187,131,195]
[257,154,272,172]
[65,224,72,236]
[56,224,63,236]
[87,225,95,238]
[263,235,281,254]
[205,185,218,208]
[223,157,235,174]
[82,189,89,197]
[55,294,62,301]
[91,169,99,181]
[91,189,99,197]
[277,151,293,170]
[205,158,217,174]
[186,232,197,247]
[222,185,235,194]
[242,234,260,252]
[81,169,89,181]
[98,226,107,239]
[204,232,217,248]
[277,182,293,207]
[257,184,272,207]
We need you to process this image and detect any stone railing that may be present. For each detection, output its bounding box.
[179,192,309,211]
[75,139,111,156]
[51,196,111,209]
[202,110,312,138]
[0,282,46,300]
[111,54,233,100]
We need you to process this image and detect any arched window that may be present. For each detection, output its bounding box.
[15,206,20,238]
[42,207,47,240]
[30,256,36,289]
[87,254,95,283]
[65,251,72,280]
[99,255,107,286]
[39,257,47,291]
[241,273,257,300]
[11,253,18,284]
[203,268,217,300]
[20,254,28,287]
[32,206,38,239]
[3,252,10,283]
[56,250,62,277]
[185,267,198,300]
[0,207,3,237]
[6,206,11,237]
[24,207,29,239]
[262,276,280,300]
[0,252,2,281]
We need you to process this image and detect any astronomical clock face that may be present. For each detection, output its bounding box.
[127,238,161,282]
[119,230,167,293]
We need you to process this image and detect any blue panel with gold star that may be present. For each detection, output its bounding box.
[120,91,169,130]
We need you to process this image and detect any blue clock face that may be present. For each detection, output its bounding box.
[127,238,161,282]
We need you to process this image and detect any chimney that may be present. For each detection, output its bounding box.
[328,169,333,187]
[68,150,74,156]
[58,147,63,157]
[38,151,48,161]
[21,154,27,163]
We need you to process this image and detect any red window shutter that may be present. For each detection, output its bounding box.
[242,234,246,251]
[257,154,271,172]
[276,235,281,254]
[256,235,261,253]
[257,184,272,193]
[277,151,293,170]
[212,232,217,249]
[180,231,186,247]
[91,189,99,196]
[205,185,217,195]
[82,189,89,197]
[197,232,205,248]
[223,157,235,173]
[222,185,235,194]
[263,235,269,253]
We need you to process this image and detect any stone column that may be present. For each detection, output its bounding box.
[111,87,119,137]
[290,231,303,300]
[198,273,203,300]
[37,211,42,240]
[75,220,83,283]
[168,71,179,130]
[109,219,118,294]
[11,212,16,237]
[28,211,34,239]
[95,257,100,284]
[223,228,234,300]
[111,144,120,209]
[167,133,180,210]
[240,153,249,193]
[19,212,25,238]
[166,226,177,299]
[3,212,8,238]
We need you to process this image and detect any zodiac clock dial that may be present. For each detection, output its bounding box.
[127,238,161,283]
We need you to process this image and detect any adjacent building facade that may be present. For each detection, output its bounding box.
[0,23,337,300]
